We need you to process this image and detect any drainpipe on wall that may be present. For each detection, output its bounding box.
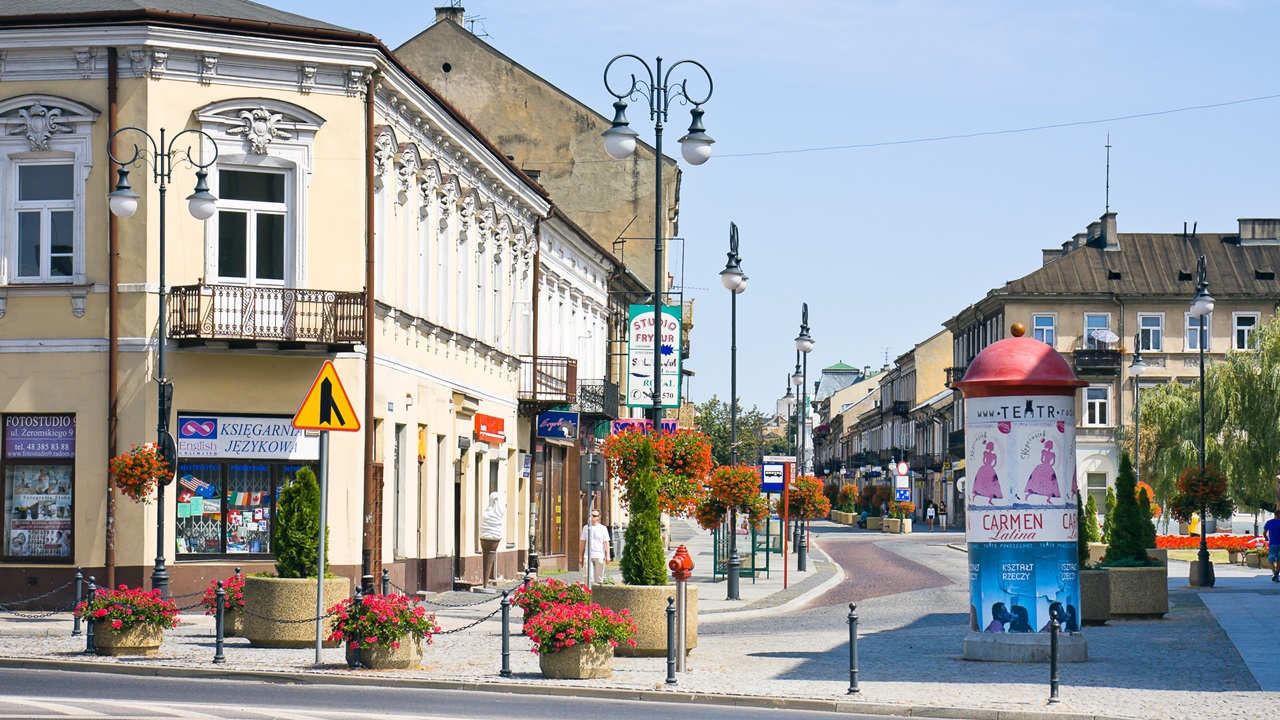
[362,71,378,593]
[106,47,120,588]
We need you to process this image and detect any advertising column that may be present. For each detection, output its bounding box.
[954,324,1088,663]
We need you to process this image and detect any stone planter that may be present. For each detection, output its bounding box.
[1079,569,1110,626]
[1088,543,1107,566]
[1228,550,1242,564]
[1147,548,1168,565]
[883,518,901,533]
[1189,560,1217,588]
[218,611,245,637]
[900,518,912,534]
[1108,565,1168,618]
[592,584,696,658]
[242,576,349,648]
[345,638,423,670]
[1246,553,1264,568]
[538,642,613,679]
[93,623,163,656]
[866,517,883,531]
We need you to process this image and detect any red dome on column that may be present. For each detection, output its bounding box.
[954,325,1087,398]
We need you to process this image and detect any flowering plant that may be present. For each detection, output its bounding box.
[109,443,169,504]
[694,465,770,530]
[1156,534,1264,552]
[872,484,894,509]
[200,574,245,615]
[889,500,915,519]
[75,585,179,631]
[326,593,438,651]
[601,429,713,516]
[523,602,637,655]
[1168,466,1233,524]
[787,475,832,520]
[510,577,592,629]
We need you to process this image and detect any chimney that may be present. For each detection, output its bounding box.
[1238,218,1280,245]
[435,6,465,24]
[1101,211,1118,249]
[1042,248,1063,266]
[1072,232,1087,250]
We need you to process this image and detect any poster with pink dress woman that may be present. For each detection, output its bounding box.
[972,440,1003,505]
[1021,439,1061,503]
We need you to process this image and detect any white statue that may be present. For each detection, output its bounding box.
[480,492,504,586]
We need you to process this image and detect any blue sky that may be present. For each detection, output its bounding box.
[268,0,1280,413]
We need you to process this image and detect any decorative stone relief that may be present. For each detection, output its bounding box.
[128,48,146,77]
[459,193,476,244]
[199,52,219,84]
[345,67,370,97]
[73,48,94,78]
[9,102,71,151]
[149,47,169,78]
[228,107,293,154]
[395,145,420,205]
[298,63,317,93]
[70,293,87,318]
[372,130,396,187]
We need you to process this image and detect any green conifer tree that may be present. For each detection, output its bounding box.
[619,443,667,586]
[1102,486,1117,545]
[1078,493,1101,567]
[273,467,329,578]
[1104,452,1151,565]
[1137,487,1158,550]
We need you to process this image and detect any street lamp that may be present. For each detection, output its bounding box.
[720,222,746,600]
[1128,332,1147,483]
[603,55,714,433]
[795,304,814,570]
[1189,254,1215,588]
[108,127,219,599]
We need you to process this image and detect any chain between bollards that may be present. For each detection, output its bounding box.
[382,568,390,596]
[213,580,226,664]
[71,567,83,637]
[665,596,676,685]
[847,603,860,694]
[83,577,96,654]
[499,590,512,677]
[1048,607,1061,703]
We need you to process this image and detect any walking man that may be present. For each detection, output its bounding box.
[1264,509,1280,583]
[580,510,611,586]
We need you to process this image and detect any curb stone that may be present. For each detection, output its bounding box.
[0,656,1136,720]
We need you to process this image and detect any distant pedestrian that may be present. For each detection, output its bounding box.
[1264,509,1280,582]
[926,503,936,531]
[939,502,948,531]
[580,510,611,586]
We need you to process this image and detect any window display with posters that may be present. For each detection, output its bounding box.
[2,414,75,562]
[174,414,317,559]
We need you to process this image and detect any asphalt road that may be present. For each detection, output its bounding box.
[0,668,893,720]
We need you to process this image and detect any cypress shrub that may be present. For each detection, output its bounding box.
[1102,486,1117,545]
[619,443,667,586]
[1137,487,1158,550]
[1077,493,1100,567]
[273,467,330,578]
[1102,452,1154,566]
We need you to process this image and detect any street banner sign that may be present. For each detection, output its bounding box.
[293,361,360,432]
[625,304,683,408]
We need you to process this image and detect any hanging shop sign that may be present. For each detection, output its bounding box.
[536,411,580,440]
[2,414,75,561]
[610,418,678,435]
[475,414,506,444]
[625,304,682,408]
[178,415,319,461]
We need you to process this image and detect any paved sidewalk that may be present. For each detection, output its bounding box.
[2,523,1279,720]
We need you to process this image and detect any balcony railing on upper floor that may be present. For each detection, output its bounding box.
[576,378,620,419]
[169,283,365,349]
[945,366,967,388]
[519,356,578,406]
[1071,348,1122,376]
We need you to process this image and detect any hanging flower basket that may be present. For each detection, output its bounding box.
[109,443,169,504]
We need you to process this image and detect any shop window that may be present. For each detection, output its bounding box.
[2,414,75,561]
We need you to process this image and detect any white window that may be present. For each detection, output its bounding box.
[1234,313,1260,351]
[1032,314,1055,347]
[1186,313,1212,352]
[13,163,74,281]
[215,169,287,285]
[1138,313,1163,352]
[1084,386,1110,427]
[1086,472,1108,512]
[1084,313,1112,349]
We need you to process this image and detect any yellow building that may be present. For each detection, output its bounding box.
[0,2,550,600]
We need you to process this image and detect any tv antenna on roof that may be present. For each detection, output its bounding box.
[1104,134,1112,213]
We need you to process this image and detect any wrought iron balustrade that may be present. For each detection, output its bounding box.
[519,356,578,405]
[169,283,365,346]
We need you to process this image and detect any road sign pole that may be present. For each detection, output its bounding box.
[315,430,329,665]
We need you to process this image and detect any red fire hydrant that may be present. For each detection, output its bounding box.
[669,545,693,582]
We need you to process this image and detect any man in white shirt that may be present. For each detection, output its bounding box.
[580,510,611,585]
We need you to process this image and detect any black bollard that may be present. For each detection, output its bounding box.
[83,577,97,654]
[847,603,860,694]
[382,568,390,596]
[234,566,242,579]
[348,586,364,669]
[213,580,226,664]
[797,522,808,572]
[665,596,677,686]
[71,567,84,636]
[500,590,512,677]
[1048,608,1061,703]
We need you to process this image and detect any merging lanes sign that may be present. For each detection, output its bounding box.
[293,361,360,432]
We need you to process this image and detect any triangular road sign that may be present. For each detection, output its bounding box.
[293,360,360,432]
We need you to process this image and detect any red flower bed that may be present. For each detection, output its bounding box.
[1155,534,1266,551]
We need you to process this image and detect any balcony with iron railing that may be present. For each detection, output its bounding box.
[948,429,966,457]
[169,283,365,350]
[575,378,620,419]
[1071,348,1122,376]
[944,366,967,388]
[518,356,578,407]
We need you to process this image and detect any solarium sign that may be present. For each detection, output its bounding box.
[626,304,682,408]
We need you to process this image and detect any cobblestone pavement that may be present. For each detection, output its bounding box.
[1,522,1277,720]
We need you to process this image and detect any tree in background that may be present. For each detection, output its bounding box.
[693,395,786,466]
[1102,453,1157,566]
[1102,486,1117,545]
[1079,493,1101,567]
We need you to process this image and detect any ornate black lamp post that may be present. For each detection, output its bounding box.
[1128,332,1148,481]
[108,127,219,599]
[794,305,815,567]
[720,222,747,600]
[1189,254,1215,588]
[602,55,713,433]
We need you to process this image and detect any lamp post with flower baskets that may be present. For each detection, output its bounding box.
[720,222,747,600]
[107,127,219,600]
